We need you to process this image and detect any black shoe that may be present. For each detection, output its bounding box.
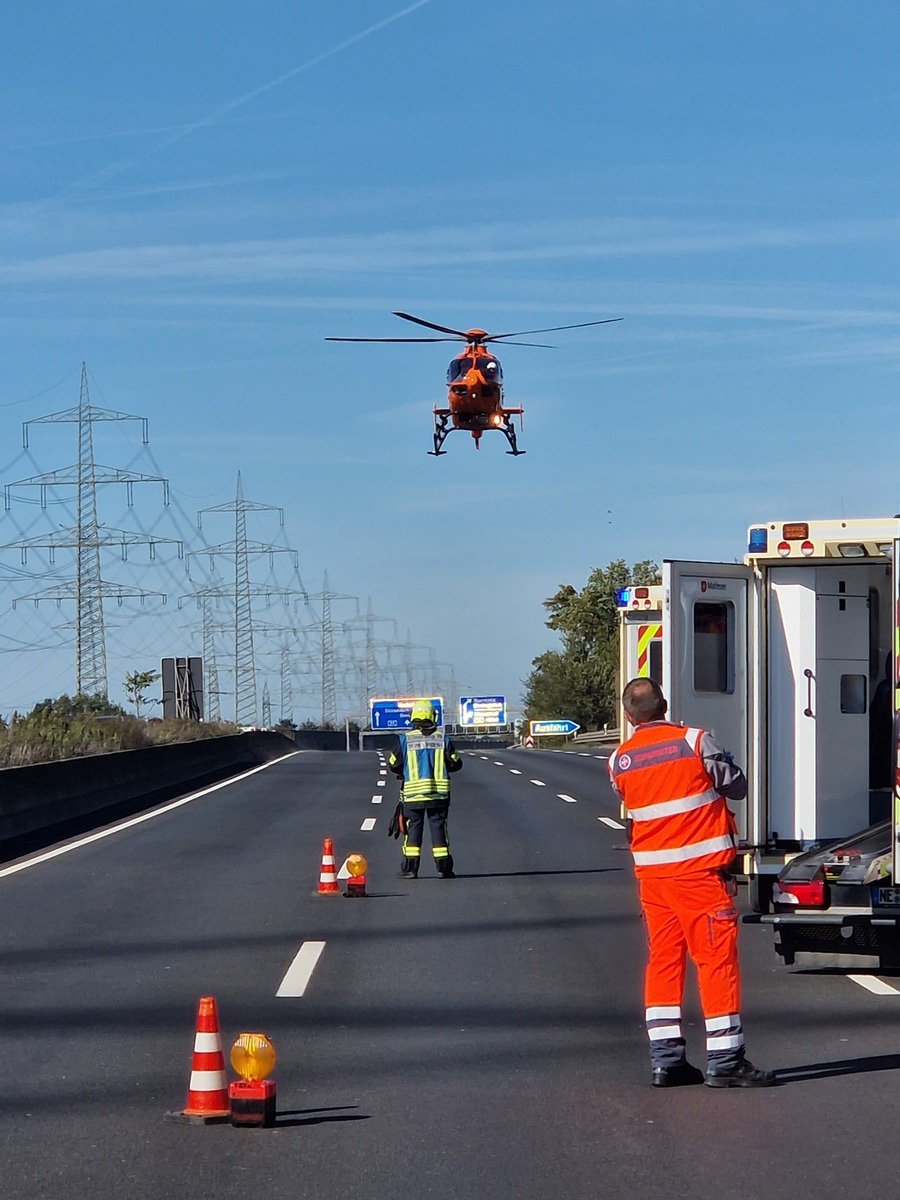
[651,1062,704,1088]
[438,870,456,879]
[397,866,418,879]
[705,1059,776,1088]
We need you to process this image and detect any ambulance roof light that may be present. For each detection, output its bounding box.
[748,528,767,554]
[782,522,809,540]
[615,587,630,608]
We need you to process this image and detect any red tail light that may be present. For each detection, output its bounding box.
[774,879,826,907]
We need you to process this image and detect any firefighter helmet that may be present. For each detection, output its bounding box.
[410,699,438,725]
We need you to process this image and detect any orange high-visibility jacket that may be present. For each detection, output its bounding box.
[609,722,736,877]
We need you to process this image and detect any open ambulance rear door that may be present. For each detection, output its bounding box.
[662,560,758,844]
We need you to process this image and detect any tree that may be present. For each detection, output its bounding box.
[523,559,660,731]
[124,670,160,719]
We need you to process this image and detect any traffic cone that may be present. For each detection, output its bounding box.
[317,837,340,895]
[172,996,231,1123]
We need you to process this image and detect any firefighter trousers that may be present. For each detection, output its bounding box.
[639,870,743,1070]
[401,800,452,868]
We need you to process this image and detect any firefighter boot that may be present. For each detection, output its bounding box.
[437,856,456,880]
[705,1057,776,1088]
[397,859,419,880]
[652,1062,704,1088]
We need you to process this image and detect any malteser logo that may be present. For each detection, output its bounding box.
[618,753,632,770]
[700,580,726,593]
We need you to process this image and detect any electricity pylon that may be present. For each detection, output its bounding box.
[4,363,172,697]
[342,597,399,716]
[189,472,306,726]
[299,572,358,725]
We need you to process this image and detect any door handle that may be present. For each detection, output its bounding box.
[803,668,814,717]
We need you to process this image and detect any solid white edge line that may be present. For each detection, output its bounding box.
[277,940,326,997]
[599,816,625,829]
[847,974,900,996]
[360,818,377,831]
[0,751,303,881]
[558,793,577,803]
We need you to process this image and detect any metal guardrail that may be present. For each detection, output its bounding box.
[572,729,620,745]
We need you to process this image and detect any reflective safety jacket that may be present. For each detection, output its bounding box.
[608,721,744,877]
[387,731,462,802]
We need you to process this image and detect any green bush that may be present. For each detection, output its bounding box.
[0,693,241,768]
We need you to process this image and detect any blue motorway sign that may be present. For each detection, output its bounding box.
[458,695,507,727]
[370,696,444,730]
[529,719,580,737]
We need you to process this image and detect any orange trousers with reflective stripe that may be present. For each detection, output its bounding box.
[638,870,740,1019]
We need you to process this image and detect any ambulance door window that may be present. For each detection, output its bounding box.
[840,674,867,715]
[868,586,880,678]
[649,639,663,684]
[693,601,734,694]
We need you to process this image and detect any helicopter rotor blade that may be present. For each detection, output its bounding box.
[392,311,470,338]
[486,317,624,341]
[486,340,556,348]
[325,336,460,343]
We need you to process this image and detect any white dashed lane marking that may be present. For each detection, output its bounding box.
[371,795,382,804]
[493,761,504,766]
[509,769,522,775]
[276,940,326,998]
[848,975,900,996]
[530,780,546,787]
[558,794,577,803]
[360,818,377,831]
[598,816,625,829]
[377,780,386,787]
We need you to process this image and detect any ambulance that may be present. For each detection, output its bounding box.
[660,517,898,930]
[616,584,664,737]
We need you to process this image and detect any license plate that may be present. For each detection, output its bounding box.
[873,886,900,906]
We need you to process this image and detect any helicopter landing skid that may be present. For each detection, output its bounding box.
[501,420,525,456]
[429,411,452,456]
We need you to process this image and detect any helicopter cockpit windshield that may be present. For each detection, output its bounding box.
[446,356,503,384]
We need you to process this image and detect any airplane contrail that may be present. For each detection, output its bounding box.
[52,0,434,199]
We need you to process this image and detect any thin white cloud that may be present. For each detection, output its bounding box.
[5,214,900,284]
[50,0,434,201]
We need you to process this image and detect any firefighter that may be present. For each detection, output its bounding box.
[387,699,462,879]
[609,677,775,1089]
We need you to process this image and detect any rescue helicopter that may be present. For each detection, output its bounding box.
[326,311,623,456]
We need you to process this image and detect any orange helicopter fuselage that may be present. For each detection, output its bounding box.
[441,335,519,435]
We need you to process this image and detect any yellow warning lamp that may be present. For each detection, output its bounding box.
[230,1032,276,1083]
[346,853,367,877]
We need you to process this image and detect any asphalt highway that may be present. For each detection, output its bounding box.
[2,746,900,1199]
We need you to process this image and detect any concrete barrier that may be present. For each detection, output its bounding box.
[0,731,296,861]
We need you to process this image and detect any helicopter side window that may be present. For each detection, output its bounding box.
[476,356,502,381]
[447,356,474,383]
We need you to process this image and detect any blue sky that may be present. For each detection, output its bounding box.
[2,0,900,720]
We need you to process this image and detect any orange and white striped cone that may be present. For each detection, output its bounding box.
[173,996,230,1123]
[317,837,340,895]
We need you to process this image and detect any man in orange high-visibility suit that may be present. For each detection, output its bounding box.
[609,677,774,1089]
